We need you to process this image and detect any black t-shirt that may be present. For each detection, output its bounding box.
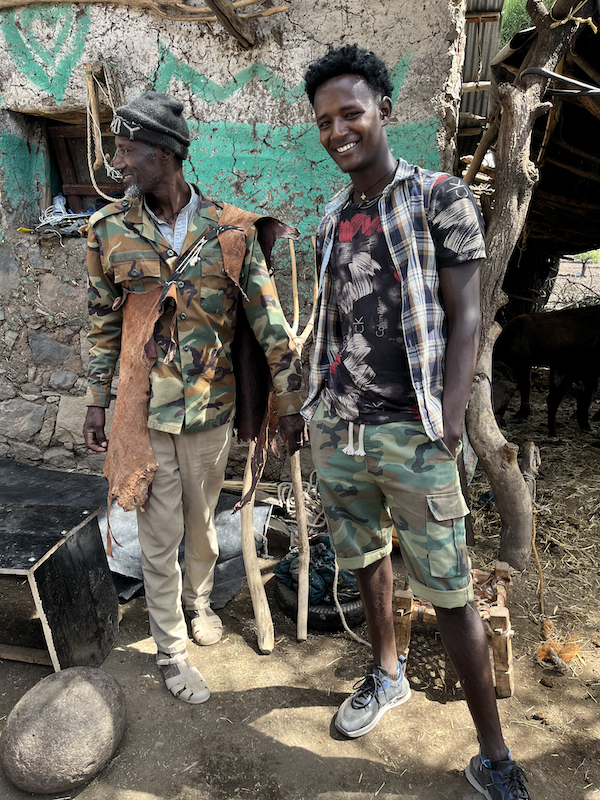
[322,174,484,424]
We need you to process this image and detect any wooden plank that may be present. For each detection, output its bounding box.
[393,589,413,657]
[466,11,501,22]
[48,124,112,139]
[62,183,115,195]
[0,644,52,666]
[204,0,255,48]
[32,515,119,670]
[52,137,83,212]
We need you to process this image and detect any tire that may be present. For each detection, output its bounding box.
[274,579,365,631]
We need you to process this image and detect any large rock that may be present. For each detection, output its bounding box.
[0,667,126,794]
[0,398,45,441]
[38,273,86,321]
[0,246,20,300]
[28,330,73,366]
[55,395,113,445]
[49,369,78,390]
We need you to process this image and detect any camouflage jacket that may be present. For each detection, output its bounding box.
[86,191,303,434]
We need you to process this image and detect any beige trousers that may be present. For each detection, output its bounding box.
[136,423,233,654]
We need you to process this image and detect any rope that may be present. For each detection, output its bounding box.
[86,66,124,203]
[332,559,370,647]
[549,0,598,32]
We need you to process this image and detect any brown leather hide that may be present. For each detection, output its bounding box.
[103,285,163,521]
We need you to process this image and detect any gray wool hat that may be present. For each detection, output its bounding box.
[110,91,190,160]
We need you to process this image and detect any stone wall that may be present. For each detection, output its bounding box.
[0,0,468,477]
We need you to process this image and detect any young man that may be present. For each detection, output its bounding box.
[301,45,531,800]
[84,91,304,704]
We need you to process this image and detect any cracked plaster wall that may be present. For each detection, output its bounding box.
[0,0,467,474]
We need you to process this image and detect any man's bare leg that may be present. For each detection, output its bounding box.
[434,602,509,763]
[355,554,398,676]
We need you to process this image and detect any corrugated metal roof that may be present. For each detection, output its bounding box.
[460,1,505,139]
[466,0,503,11]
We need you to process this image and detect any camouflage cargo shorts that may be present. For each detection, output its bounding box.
[309,402,474,609]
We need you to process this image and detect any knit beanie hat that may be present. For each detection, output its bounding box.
[110,91,190,160]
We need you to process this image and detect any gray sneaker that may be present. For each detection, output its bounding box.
[335,657,411,738]
[465,751,531,799]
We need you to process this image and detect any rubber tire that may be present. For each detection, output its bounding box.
[274,579,365,631]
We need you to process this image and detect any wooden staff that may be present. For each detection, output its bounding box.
[291,450,310,640]
[279,239,318,641]
[85,63,104,172]
[240,441,274,654]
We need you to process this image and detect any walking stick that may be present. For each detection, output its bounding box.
[240,440,274,654]
[276,238,318,641]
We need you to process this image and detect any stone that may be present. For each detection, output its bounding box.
[9,442,43,462]
[27,244,45,271]
[0,377,17,401]
[0,667,126,794]
[43,446,76,469]
[28,330,74,366]
[0,398,45,441]
[76,451,108,474]
[0,246,20,300]
[55,395,113,445]
[50,369,78,390]
[38,273,86,321]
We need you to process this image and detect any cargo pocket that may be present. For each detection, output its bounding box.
[200,261,234,315]
[112,257,161,284]
[426,490,469,578]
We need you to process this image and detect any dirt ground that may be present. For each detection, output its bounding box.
[1,376,599,800]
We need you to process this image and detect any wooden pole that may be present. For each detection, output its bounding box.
[85,64,104,172]
[290,451,309,641]
[240,441,274,654]
[204,0,255,48]
[289,239,300,336]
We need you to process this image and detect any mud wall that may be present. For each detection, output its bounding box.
[0,0,467,476]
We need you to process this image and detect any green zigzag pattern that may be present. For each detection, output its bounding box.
[153,45,412,106]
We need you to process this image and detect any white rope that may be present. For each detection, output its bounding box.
[332,558,370,647]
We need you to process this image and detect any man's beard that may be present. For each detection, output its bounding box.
[124,183,143,199]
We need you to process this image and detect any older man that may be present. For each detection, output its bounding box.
[84,91,304,703]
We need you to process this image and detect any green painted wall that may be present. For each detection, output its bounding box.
[0,130,48,239]
[0,7,443,245]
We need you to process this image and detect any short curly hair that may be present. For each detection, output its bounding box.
[304,44,393,106]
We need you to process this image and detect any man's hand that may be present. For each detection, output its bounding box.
[278,413,307,457]
[83,407,108,452]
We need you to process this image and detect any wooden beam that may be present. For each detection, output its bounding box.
[461,81,491,94]
[466,11,501,23]
[0,643,53,666]
[545,157,600,183]
[204,0,255,48]
[63,183,116,194]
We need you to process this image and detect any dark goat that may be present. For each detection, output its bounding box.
[494,305,600,436]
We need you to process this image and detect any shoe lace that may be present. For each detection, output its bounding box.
[350,672,385,709]
[490,765,530,799]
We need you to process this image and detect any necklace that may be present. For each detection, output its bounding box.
[156,204,183,226]
[353,161,397,201]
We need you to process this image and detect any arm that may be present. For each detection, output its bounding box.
[438,259,481,455]
[83,226,123,451]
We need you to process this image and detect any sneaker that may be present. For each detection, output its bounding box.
[334,657,411,738]
[465,751,531,799]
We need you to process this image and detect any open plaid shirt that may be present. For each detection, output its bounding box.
[301,158,485,441]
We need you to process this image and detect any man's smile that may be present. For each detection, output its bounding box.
[335,141,358,153]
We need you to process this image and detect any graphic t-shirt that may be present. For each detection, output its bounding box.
[322,174,485,424]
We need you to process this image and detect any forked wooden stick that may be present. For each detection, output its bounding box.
[277,238,318,641]
[240,440,274,654]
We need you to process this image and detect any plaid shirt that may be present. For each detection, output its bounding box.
[301,158,485,441]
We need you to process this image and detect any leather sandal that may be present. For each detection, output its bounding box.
[186,607,223,646]
[156,650,210,704]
